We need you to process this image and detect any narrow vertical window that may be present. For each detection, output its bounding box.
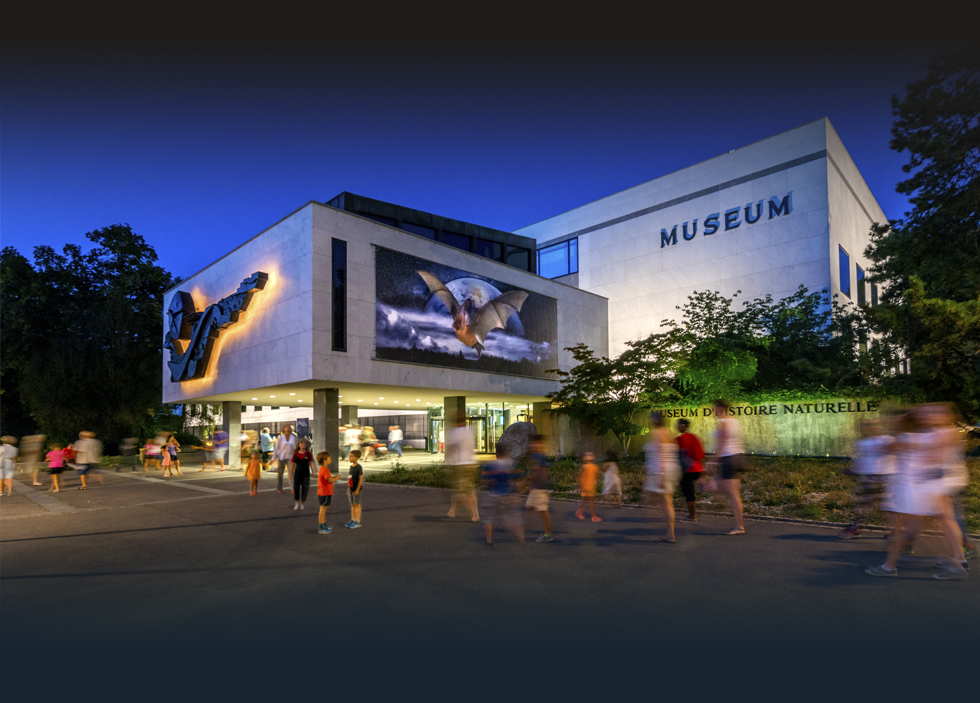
[871,284,879,307]
[332,238,347,352]
[838,246,851,298]
[569,238,578,274]
[856,265,866,306]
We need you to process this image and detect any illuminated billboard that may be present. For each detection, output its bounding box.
[374,247,558,378]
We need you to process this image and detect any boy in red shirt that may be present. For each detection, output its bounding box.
[675,418,706,522]
[316,451,340,534]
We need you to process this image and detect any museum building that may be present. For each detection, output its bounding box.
[165,118,885,461]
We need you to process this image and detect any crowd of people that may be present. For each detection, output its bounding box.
[1,401,975,581]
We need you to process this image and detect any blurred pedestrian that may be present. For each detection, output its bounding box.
[481,445,524,547]
[526,435,554,541]
[675,419,706,523]
[344,424,361,459]
[840,419,895,540]
[316,451,340,534]
[167,435,183,475]
[701,400,747,535]
[161,438,174,476]
[260,427,274,471]
[144,437,163,471]
[46,442,65,492]
[644,413,680,543]
[0,436,18,497]
[576,452,601,522]
[601,449,622,508]
[74,431,102,490]
[388,425,403,459]
[291,439,314,511]
[245,450,262,496]
[21,435,45,487]
[213,429,228,471]
[273,425,297,495]
[120,438,138,472]
[361,426,378,462]
[345,449,364,528]
[446,422,479,522]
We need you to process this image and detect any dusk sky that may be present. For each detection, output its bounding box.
[0,43,949,281]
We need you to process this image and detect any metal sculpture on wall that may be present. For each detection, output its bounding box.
[164,272,268,382]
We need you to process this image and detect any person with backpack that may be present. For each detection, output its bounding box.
[675,419,706,523]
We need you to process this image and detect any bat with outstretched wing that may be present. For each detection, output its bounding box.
[418,271,529,356]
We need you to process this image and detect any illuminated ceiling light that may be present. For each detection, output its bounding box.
[289,393,296,396]
[373,402,378,405]
[416,399,421,402]
[394,401,399,404]
[252,398,257,400]
[270,395,276,398]
[379,397,384,400]
[338,395,343,398]
[298,400,303,402]
[357,399,363,402]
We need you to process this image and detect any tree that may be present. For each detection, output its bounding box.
[864,49,980,417]
[0,225,176,447]
[547,329,690,454]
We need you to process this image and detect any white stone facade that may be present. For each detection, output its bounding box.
[516,118,885,356]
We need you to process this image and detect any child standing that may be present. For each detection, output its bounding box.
[245,450,262,496]
[576,452,602,522]
[46,443,65,493]
[346,450,364,528]
[316,451,340,534]
[161,440,173,476]
[601,449,623,508]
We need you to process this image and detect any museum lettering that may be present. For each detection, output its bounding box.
[658,400,880,418]
[660,192,793,248]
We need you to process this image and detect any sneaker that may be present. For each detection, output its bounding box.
[932,565,968,580]
[865,564,898,577]
[535,534,554,543]
[724,527,745,535]
[679,516,697,523]
[349,522,362,529]
[933,559,969,571]
[344,520,354,528]
[318,526,332,534]
[299,503,305,510]
[592,516,603,522]
[293,504,299,511]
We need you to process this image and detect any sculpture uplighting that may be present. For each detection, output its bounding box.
[164,272,268,382]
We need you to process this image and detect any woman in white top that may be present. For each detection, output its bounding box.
[866,405,967,579]
[700,400,746,535]
[644,412,681,543]
[273,425,297,495]
[0,436,18,497]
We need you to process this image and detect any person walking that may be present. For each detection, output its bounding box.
[526,435,554,541]
[446,422,479,522]
[644,413,680,543]
[675,419,706,523]
[481,445,524,547]
[167,435,183,475]
[46,442,65,492]
[21,435,45,487]
[361,426,378,462]
[388,425,403,459]
[0,436,18,497]
[290,439,314,511]
[213,429,228,471]
[700,400,747,535]
[144,437,163,471]
[260,428,274,472]
[601,449,623,508]
[74,431,102,490]
[840,419,895,539]
[273,425,297,495]
[576,452,601,522]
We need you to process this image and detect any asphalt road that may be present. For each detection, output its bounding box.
[2,469,977,662]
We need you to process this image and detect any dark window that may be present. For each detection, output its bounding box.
[402,223,435,239]
[332,238,347,352]
[871,284,879,307]
[475,238,502,260]
[438,231,471,252]
[838,246,851,298]
[271,406,280,410]
[536,239,578,279]
[253,406,262,412]
[856,265,866,306]
[241,406,247,413]
[359,212,398,227]
[506,246,530,271]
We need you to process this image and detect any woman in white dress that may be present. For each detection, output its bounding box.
[866,405,967,579]
[644,412,680,543]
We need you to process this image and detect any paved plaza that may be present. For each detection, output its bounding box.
[2,468,978,660]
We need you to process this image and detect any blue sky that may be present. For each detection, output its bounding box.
[0,44,945,280]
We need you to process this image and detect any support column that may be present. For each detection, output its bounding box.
[444,396,466,430]
[222,401,242,470]
[340,405,358,426]
[532,401,555,454]
[313,388,340,467]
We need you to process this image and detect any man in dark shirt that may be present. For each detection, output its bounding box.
[346,450,364,528]
[525,435,553,543]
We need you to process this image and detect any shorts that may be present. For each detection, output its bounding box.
[348,491,361,505]
[1,464,14,480]
[719,454,746,480]
[526,488,550,512]
[261,451,272,464]
[76,464,90,476]
[50,466,64,475]
[318,494,332,506]
[680,471,702,502]
[204,452,215,462]
[481,493,521,526]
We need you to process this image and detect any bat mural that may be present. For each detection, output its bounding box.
[164,272,268,382]
[374,247,557,378]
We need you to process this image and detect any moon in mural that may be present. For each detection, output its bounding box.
[423,277,525,336]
